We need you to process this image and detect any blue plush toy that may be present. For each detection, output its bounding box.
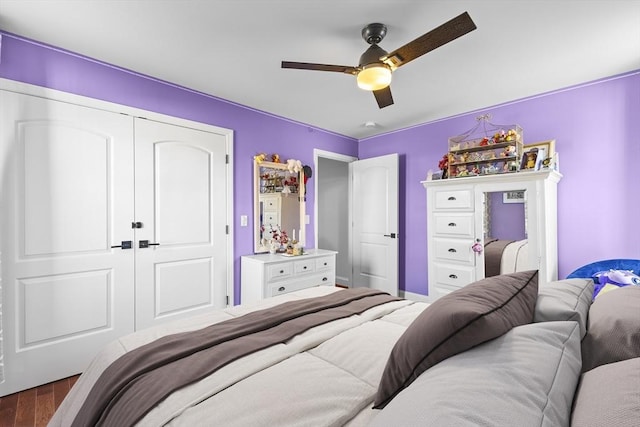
[592,269,640,299]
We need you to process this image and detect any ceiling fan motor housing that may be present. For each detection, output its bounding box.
[361,23,387,45]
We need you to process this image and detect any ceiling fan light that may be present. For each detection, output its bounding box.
[357,64,392,91]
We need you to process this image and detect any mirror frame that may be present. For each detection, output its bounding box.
[253,160,306,253]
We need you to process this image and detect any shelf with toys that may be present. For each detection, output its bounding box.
[446,115,523,178]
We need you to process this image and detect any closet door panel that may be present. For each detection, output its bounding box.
[134,119,228,330]
[0,91,135,396]
[22,125,109,255]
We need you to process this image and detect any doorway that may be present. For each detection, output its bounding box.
[314,150,356,287]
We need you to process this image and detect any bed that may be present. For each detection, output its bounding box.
[49,269,639,427]
[484,237,529,276]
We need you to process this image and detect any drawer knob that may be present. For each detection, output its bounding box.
[278,286,285,292]
[279,270,284,274]
[303,266,307,269]
[448,248,457,253]
[448,222,457,227]
[447,196,456,201]
[449,274,458,279]
[322,277,328,281]
[323,262,327,266]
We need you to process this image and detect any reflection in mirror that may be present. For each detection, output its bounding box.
[253,160,305,253]
[482,190,528,277]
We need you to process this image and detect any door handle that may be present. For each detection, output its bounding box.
[383,233,397,238]
[139,240,160,248]
[111,241,132,249]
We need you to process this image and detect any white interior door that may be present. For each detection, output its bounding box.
[134,118,228,330]
[350,154,399,296]
[0,91,135,395]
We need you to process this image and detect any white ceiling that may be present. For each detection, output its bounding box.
[1,1,639,139]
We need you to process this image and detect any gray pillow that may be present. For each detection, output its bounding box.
[373,270,538,409]
[534,278,594,338]
[571,357,640,427]
[370,321,582,427]
[581,286,640,372]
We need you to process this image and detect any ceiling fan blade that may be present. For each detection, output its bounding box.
[381,11,476,69]
[373,86,394,109]
[281,61,359,75]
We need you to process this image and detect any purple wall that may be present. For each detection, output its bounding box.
[359,72,640,295]
[0,33,358,304]
[2,32,639,300]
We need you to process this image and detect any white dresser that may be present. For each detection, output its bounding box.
[241,249,338,304]
[422,170,562,301]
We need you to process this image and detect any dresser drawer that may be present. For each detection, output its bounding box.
[261,196,280,212]
[434,238,475,264]
[294,258,315,274]
[434,213,474,237]
[262,212,280,226]
[434,263,475,287]
[266,262,292,282]
[315,256,335,271]
[432,283,460,300]
[267,273,334,297]
[434,189,473,210]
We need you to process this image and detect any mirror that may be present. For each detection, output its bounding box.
[481,189,531,276]
[483,190,527,241]
[253,160,306,253]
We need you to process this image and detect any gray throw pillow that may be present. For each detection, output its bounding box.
[534,278,594,338]
[370,321,582,427]
[571,357,640,427]
[373,270,538,409]
[581,286,640,372]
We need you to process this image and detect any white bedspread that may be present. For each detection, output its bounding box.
[49,287,426,427]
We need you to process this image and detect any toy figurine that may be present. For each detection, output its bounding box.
[456,165,469,177]
[525,151,537,169]
[254,152,267,163]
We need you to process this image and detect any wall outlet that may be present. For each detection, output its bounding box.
[240,215,248,226]
[305,214,310,224]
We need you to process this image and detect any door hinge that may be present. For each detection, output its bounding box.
[226,225,229,234]
[226,295,230,305]
[225,154,229,164]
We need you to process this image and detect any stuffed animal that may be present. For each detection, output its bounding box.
[253,152,267,163]
[286,158,302,174]
[271,153,281,163]
[592,269,640,299]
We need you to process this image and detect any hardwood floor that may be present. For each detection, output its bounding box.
[0,375,79,427]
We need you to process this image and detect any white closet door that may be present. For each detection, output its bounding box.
[0,91,135,395]
[133,119,228,330]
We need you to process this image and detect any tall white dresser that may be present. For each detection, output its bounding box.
[241,249,337,304]
[422,170,562,301]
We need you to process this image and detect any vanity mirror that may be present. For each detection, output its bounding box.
[253,160,306,253]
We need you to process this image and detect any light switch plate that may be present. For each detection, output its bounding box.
[240,215,248,226]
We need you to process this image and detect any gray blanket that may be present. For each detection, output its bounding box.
[71,287,400,427]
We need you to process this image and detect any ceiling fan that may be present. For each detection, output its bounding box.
[282,12,476,109]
